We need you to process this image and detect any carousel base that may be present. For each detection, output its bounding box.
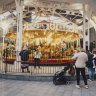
[4,58,75,65]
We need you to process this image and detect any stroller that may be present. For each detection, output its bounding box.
[53,63,75,85]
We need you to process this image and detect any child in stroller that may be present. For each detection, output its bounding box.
[53,63,75,85]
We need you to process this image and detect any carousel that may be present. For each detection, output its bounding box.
[1,0,89,64]
[4,20,80,65]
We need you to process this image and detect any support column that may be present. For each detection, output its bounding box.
[83,5,92,50]
[78,39,80,48]
[73,41,74,48]
[77,39,78,48]
[83,4,86,50]
[15,0,23,62]
[2,31,5,53]
[87,8,92,50]
[1,19,5,54]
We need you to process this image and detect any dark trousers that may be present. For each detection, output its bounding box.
[62,48,64,56]
[21,62,29,72]
[34,58,40,68]
[76,68,87,85]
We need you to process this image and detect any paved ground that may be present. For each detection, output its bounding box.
[0,79,96,96]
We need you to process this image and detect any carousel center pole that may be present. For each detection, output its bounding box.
[15,0,23,69]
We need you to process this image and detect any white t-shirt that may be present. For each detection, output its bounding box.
[62,43,66,49]
[72,52,88,68]
[34,51,42,58]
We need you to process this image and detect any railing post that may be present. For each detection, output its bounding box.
[5,48,7,73]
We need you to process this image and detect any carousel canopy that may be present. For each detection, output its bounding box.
[0,0,96,35]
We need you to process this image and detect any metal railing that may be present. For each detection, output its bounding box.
[0,50,75,76]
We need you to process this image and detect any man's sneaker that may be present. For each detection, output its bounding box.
[84,85,89,89]
[88,79,92,81]
[75,85,80,89]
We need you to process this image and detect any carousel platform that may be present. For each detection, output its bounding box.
[4,58,75,65]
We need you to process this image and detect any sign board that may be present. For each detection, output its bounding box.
[23,23,75,32]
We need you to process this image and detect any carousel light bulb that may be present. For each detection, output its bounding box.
[35,38,39,45]
[27,42,28,46]
[25,33,29,37]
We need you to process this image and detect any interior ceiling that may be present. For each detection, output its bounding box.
[23,6,83,25]
[0,0,96,11]
[0,0,96,33]
[0,0,14,6]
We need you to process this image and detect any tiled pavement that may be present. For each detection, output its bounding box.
[0,79,96,96]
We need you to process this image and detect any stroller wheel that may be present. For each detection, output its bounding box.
[53,77,58,85]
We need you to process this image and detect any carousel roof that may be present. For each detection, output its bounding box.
[0,0,96,34]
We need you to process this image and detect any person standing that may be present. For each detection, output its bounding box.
[19,46,31,72]
[34,48,42,68]
[3,43,9,58]
[92,50,96,80]
[3,43,9,73]
[86,50,94,81]
[72,49,88,89]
